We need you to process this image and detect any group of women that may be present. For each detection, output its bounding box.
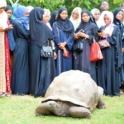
[0,0,124,98]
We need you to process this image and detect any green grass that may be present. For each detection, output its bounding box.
[0,95,124,124]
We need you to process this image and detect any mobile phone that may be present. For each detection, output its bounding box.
[79,29,84,32]
[97,29,102,33]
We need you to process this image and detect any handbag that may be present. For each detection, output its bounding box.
[98,39,110,49]
[41,43,53,58]
[73,42,83,52]
[90,38,103,62]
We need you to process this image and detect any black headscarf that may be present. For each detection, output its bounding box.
[113,8,123,28]
[76,10,97,33]
[5,5,13,12]
[56,7,74,37]
[29,7,53,47]
[49,11,58,27]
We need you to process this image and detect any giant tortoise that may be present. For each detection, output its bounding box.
[35,70,106,118]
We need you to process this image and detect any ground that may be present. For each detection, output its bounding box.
[0,94,124,124]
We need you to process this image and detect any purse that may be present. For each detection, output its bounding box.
[41,43,53,58]
[90,38,103,62]
[73,42,83,52]
[98,39,110,49]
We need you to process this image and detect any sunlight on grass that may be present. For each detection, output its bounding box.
[0,95,124,124]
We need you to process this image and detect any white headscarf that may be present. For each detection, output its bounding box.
[0,0,8,29]
[43,8,51,30]
[44,8,51,18]
[70,7,82,31]
[0,0,7,8]
[97,11,114,37]
[91,8,100,26]
[27,6,34,13]
[97,11,106,28]
[91,8,100,16]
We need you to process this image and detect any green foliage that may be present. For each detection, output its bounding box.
[6,0,124,14]
[63,0,103,15]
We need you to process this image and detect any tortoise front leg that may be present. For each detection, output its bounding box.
[69,106,91,118]
[97,98,106,109]
[35,102,53,116]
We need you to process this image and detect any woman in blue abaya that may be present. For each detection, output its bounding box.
[52,8,74,76]
[11,5,29,95]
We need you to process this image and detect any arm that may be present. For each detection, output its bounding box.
[52,23,61,45]
[0,26,4,32]
[75,27,99,44]
[88,27,99,44]
[13,22,29,40]
[107,26,118,45]
[65,36,74,50]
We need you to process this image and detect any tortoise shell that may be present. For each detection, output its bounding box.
[42,70,103,109]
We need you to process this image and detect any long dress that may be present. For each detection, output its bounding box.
[113,8,124,89]
[29,7,56,97]
[29,41,56,97]
[0,32,6,93]
[52,23,74,76]
[0,32,12,94]
[97,26,120,96]
[74,28,98,82]
[11,22,29,95]
[0,13,12,94]
[5,32,12,94]
[115,23,124,89]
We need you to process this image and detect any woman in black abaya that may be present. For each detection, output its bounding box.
[29,7,56,97]
[113,8,124,93]
[74,10,98,82]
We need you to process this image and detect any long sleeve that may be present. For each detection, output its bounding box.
[13,22,29,41]
[52,23,61,45]
[87,27,99,44]
[65,37,74,50]
[107,26,118,45]
[7,30,16,51]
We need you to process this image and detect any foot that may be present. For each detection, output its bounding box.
[35,102,52,116]
[97,98,106,109]
[69,106,91,118]
[120,89,124,94]
[0,92,10,98]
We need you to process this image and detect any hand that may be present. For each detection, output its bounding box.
[58,42,66,49]
[0,26,4,32]
[101,31,107,37]
[99,31,111,37]
[47,39,50,42]
[97,32,102,37]
[74,33,79,39]
[122,48,124,53]
[8,25,13,29]
[5,25,13,31]
[77,32,86,38]
[53,52,57,60]
[63,48,69,58]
